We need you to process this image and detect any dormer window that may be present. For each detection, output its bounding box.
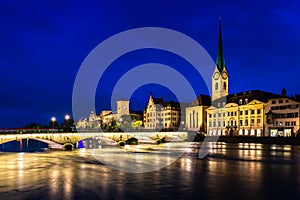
[239,99,243,105]
[245,98,248,104]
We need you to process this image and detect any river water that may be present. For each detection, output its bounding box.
[1,142,300,200]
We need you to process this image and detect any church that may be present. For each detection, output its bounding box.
[190,18,300,137]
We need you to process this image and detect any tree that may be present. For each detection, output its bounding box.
[61,118,75,132]
[23,123,44,129]
[118,115,134,132]
[48,120,59,129]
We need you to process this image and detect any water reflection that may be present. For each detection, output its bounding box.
[0,142,300,199]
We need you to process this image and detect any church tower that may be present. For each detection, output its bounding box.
[212,17,229,101]
[117,100,129,116]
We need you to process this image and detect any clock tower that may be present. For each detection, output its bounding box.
[212,17,229,101]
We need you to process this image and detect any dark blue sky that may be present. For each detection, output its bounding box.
[0,0,299,127]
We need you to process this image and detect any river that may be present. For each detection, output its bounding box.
[0,142,300,199]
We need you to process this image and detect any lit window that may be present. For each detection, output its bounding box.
[257,118,261,126]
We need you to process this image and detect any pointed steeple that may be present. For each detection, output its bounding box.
[216,16,225,73]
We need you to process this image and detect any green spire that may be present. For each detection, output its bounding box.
[216,17,225,72]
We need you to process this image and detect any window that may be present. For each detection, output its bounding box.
[213,113,216,118]
[272,100,276,104]
[245,110,248,115]
[285,122,290,126]
[223,112,225,117]
[257,118,261,126]
[209,121,212,127]
[196,112,198,128]
[223,121,225,126]
[215,83,219,90]
[223,82,226,90]
[228,112,230,116]
[245,99,248,104]
[291,121,296,126]
[245,119,248,126]
[240,120,243,126]
[218,121,221,127]
[257,109,261,114]
[251,110,255,115]
[279,100,283,103]
[209,114,212,118]
[274,121,278,126]
[239,99,243,105]
[213,121,216,127]
[240,111,243,115]
[218,113,221,117]
[189,113,192,128]
[251,118,255,125]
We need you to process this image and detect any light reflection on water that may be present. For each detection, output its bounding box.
[0,142,300,199]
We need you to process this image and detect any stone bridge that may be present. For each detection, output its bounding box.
[0,131,189,149]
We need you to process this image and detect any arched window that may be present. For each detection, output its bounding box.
[215,82,219,90]
[223,82,226,90]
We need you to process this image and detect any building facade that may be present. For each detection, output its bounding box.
[143,93,186,131]
[76,100,143,131]
[266,95,300,137]
[185,95,211,132]
[205,18,289,137]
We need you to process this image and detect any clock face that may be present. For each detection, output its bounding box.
[222,72,228,79]
[213,72,220,80]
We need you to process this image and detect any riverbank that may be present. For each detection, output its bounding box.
[193,134,300,146]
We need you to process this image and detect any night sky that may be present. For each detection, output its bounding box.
[0,0,299,127]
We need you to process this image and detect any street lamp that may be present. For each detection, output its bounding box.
[65,114,70,120]
[64,114,71,132]
[51,117,56,130]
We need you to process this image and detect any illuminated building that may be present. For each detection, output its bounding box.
[206,18,292,137]
[266,90,300,137]
[143,93,187,130]
[185,95,211,132]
